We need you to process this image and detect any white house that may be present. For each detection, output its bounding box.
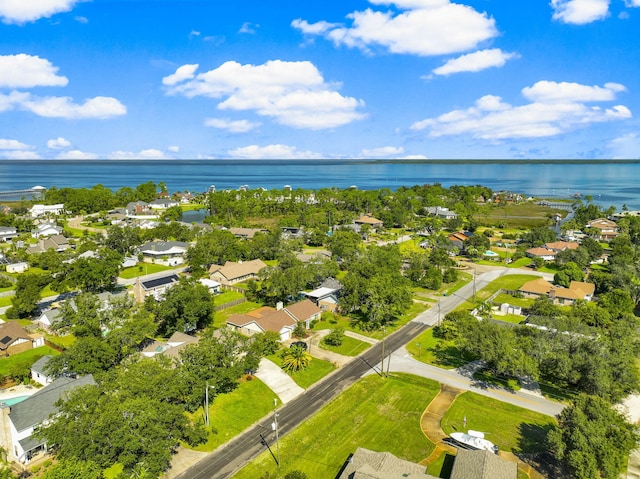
[133,273,180,302]
[7,375,95,464]
[198,278,221,294]
[30,356,54,386]
[6,262,28,274]
[30,204,64,218]
[137,241,189,266]
[0,226,17,242]
[31,222,62,239]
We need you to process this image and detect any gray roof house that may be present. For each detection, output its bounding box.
[338,448,438,479]
[7,375,95,463]
[450,449,517,479]
[137,240,189,266]
[133,273,180,302]
[0,226,17,242]
[30,355,54,386]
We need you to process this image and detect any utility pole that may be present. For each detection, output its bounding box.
[204,382,215,427]
[272,398,280,467]
[381,327,386,377]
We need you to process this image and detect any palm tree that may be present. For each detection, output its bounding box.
[282,345,312,373]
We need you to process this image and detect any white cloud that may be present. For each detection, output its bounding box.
[189,30,201,36]
[0,54,68,88]
[399,154,429,159]
[0,0,85,24]
[162,64,199,86]
[432,49,518,76]
[228,144,324,159]
[292,0,497,56]
[109,149,169,160]
[21,94,126,119]
[0,138,31,150]
[551,0,610,24]
[47,137,72,149]
[164,60,365,130]
[624,0,640,6]
[75,15,87,23]
[57,149,98,159]
[0,150,40,159]
[360,146,405,157]
[168,145,180,153]
[204,118,261,133]
[410,80,631,140]
[239,21,258,34]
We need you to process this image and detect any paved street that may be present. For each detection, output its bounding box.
[172,266,564,479]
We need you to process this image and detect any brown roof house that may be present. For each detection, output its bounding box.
[26,234,70,254]
[226,299,321,341]
[209,259,267,285]
[354,214,383,229]
[0,322,44,357]
[525,247,557,262]
[519,278,595,305]
[544,241,580,252]
[450,449,517,479]
[586,218,619,242]
[141,331,199,359]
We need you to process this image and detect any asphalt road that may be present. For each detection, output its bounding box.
[173,321,429,479]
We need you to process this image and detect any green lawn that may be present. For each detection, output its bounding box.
[441,392,556,454]
[267,354,336,389]
[233,374,440,479]
[213,300,262,329]
[0,345,60,378]
[491,313,526,325]
[214,290,245,306]
[44,333,76,349]
[492,293,534,309]
[405,328,477,369]
[0,296,12,308]
[426,451,456,478]
[118,263,174,279]
[472,368,521,391]
[319,335,371,356]
[187,377,276,452]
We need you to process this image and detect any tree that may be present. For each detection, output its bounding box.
[282,345,312,373]
[161,205,182,222]
[9,273,51,318]
[40,459,104,479]
[147,278,213,335]
[324,327,345,346]
[63,248,122,292]
[549,394,639,479]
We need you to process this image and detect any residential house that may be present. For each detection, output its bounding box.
[174,191,194,204]
[137,240,189,266]
[303,278,342,312]
[125,201,151,216]
[0,226,17,242]
[26,234,70,254]
[425,206,458,220]
[586,218,619,242]
[38,290,127,330]
[29,204,64,218]
[6,375,95,464]
[148,198,179,209]
[544,241,580,252]
[226,299,322,341]
[133,273,180,302]
[6,262,28,274]
[141,331,198,358]
[228,227,269,239]
[448,231,472,251]
[209,259,267,285]
[281,226,305,240]
[450,449,517,479]
[122,256,137,268]
[0,322,45,357]
[30,355,54,386]
[31,222,62,238]
[37,308,62,331]
[337,448,438,479]
[525,247,557,262]
[354,214,383,229]
[198,278,221,294]
[519,278,595,305]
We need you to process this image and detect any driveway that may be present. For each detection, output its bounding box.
[254,358,304,404]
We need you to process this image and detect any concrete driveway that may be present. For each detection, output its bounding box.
[254,358,304,404]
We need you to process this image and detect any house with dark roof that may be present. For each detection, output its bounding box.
[209,259,267,285]
[133,273,180,302]
[450,449,517,479]
[6,375,95,464]
[0,322,44,357]
[137,240,189,266]
[226,299,322,341]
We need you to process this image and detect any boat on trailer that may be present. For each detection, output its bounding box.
[449,430,498,454]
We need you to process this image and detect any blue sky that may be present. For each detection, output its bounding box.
[1,0,639,160]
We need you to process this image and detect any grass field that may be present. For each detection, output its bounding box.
[213,300,262,329]
[118,263,174,279]
[267,353,336,389]
[233,374,440,479]
[0,296,11,308]
[492,293,534,309]
[187,377,277,452]
[441,392,556,454]
[0,345,60,378]
[319,335,371,356]
[406,328,477,369]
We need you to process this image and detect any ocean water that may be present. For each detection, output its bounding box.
[0,159,639,210]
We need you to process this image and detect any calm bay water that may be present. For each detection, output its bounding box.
[0,159,639,210]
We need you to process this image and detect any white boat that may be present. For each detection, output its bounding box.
[450,430,498,454]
